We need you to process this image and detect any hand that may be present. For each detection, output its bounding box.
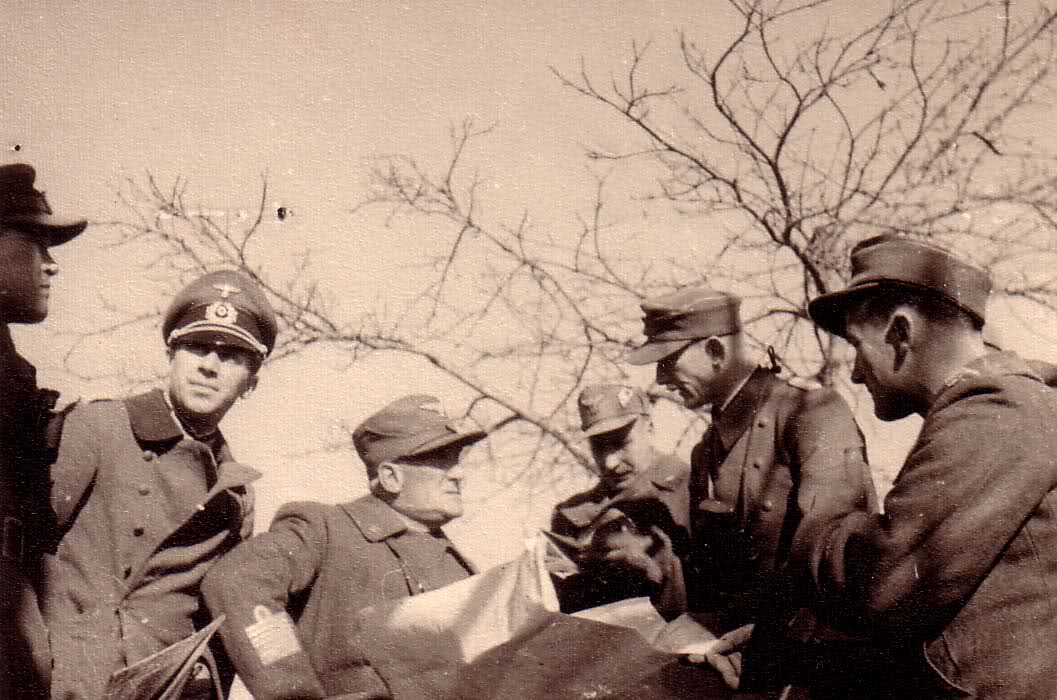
[682,623,754,689]
[601,525,672,584]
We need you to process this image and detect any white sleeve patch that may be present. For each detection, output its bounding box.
[245,605,302,666]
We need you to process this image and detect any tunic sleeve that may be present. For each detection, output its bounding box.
[202,503,330,700]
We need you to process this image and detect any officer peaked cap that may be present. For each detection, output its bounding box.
[163,269,278,358]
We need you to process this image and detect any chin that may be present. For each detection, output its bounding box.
[874,399,913,422]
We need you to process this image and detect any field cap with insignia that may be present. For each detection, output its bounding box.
[578,384,650,437]
[162,269,278,358]
[353,394,487,477]
[626,286,742,365]
[0,163,87,245]
[809,234,992,338]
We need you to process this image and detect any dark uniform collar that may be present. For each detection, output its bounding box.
[0,324,36,389]
[343,494,413,543]
[710,367,778,453]
[124,389,256,488]
[126,389,185,443]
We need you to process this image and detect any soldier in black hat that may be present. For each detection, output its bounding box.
[0,163,87,699]
[547,384,690,616]
[202,394,486,700]
[625,285,878,695]
[39,269,276,700]
[802,234,1057,700]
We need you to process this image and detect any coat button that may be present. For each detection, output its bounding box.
[138,485,151,496]
[142,450,155,461]
[757,418,768,428]
[752,459,764,469]
[133,527,145,537]
[762,499,774,511]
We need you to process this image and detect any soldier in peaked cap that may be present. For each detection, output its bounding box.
[203,394,486,700]
[801,234,1057,700]
[547,384,690,616]
[38,269,275,700]
[0,163,87,699]
[625,285,877,696]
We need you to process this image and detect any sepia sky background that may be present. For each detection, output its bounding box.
[5,1,1057,569]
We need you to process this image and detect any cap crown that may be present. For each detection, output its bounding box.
[639,286,742,340]
[353,394,485,477]
[578,384,650,437]
[808,234,992,336]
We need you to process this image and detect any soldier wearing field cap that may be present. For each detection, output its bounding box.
[625,285,877,695]
[39,269,275,700]
[802,234,1057,700]
[548,384,690,614]
[202,394,486,700]
[0,163,87,699]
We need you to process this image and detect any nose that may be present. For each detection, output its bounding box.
[850,354,865,385]
[198,350,221,374]
[447,462,465,480]
[41,248,59,277]
[655,363,670,385]
[603,450,624,472]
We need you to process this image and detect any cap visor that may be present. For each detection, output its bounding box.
[406,428,487,460]
[169,328,260,355]
[3,215,88,246]
[582,414,638,438]
[625,339,692,366]
[808,284,885,338]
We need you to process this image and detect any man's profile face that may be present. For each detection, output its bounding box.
[392,446,467,526]
[845,315,913,421]
[655,341,718,410]
[0,227,57,324]
[590,417,654,490]
[167,340,258,426]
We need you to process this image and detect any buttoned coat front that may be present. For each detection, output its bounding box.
[39,389,259,700]
[686,368,876,628]
[801,352,1057,700]
[201,495,476,700]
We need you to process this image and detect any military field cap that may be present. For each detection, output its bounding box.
[353,394,487,477]
[578,384,650,437]
[162,269,278,358]
[0,164,87,246]
[626,286,742,365]
[808,234,992,338]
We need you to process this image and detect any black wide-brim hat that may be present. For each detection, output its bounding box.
[0,164,87,246]
[809,234,992,337]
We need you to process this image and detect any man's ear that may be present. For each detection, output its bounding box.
[702,336,726,368]
[241,374,259,400]
[377,462,403,496]
[885,311,912,370]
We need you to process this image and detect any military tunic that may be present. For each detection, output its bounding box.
[0,326,55,700]
[550,453,689,613]
[201,495,476,700]
[799,352,1057,700]
[684,367,877,692]
[39,389,259,700]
